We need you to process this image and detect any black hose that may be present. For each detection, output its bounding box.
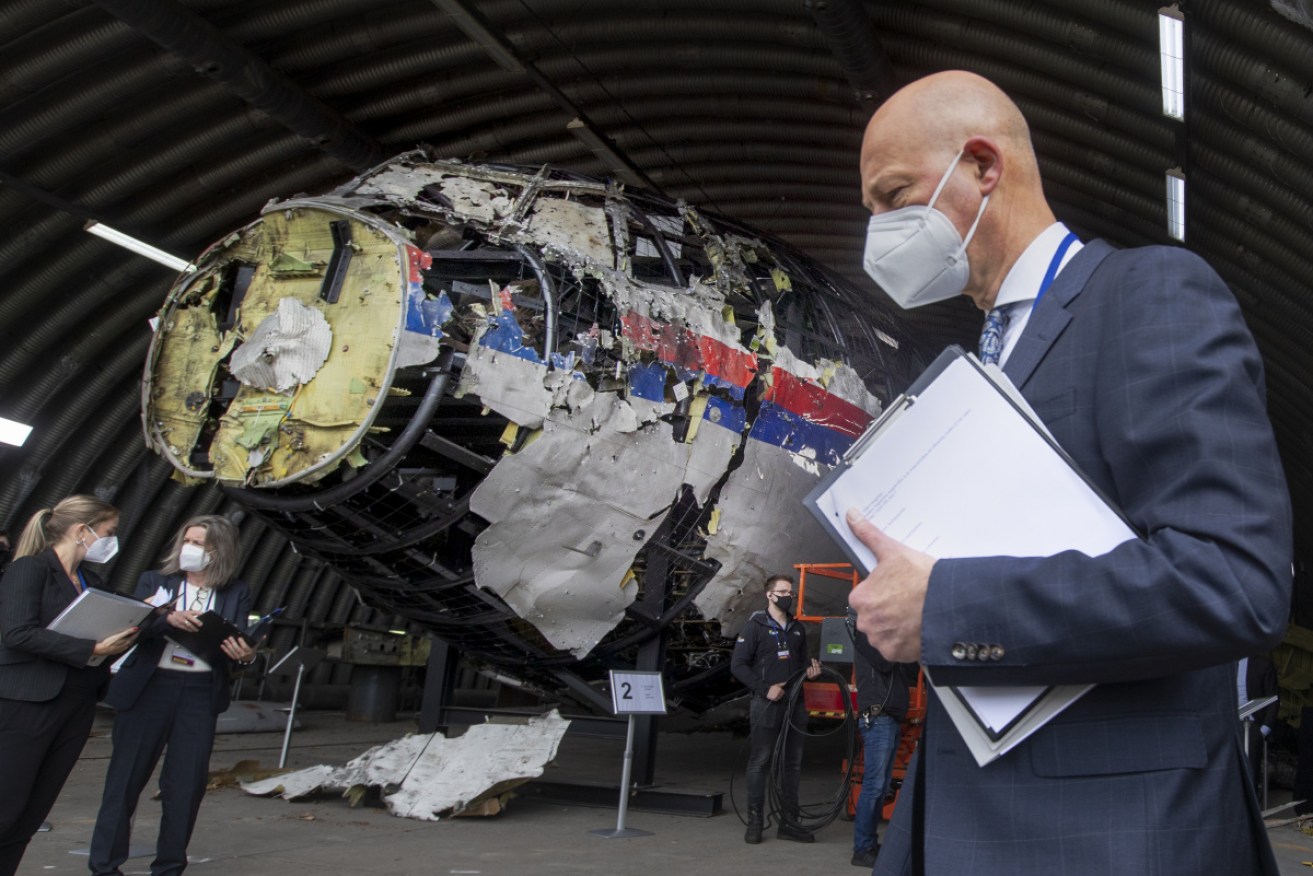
[769,664,857,832]
[805,0,897,109]
[727,664,859,832]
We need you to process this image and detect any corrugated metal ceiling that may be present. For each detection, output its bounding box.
[1,0,1311,631]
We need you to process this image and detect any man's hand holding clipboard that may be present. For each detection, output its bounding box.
[844,508,935,664]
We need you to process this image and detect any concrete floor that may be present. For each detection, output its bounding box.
[20,708,1313,875]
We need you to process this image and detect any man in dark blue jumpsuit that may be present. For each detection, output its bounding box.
[731,573,821,844]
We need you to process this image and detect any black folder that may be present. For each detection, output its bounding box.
[165,610,246,664]
[165,606,283,664]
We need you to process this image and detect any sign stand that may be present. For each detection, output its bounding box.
[268,646,326,768]
[1240,694,1279,808]
[590,670,666,839]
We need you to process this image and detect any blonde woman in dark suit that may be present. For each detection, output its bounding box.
[0,495,139,876]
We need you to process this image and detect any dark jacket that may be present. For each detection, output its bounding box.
[878,242,1292,876]
[853,643,917,722]
[0,549,112,702]
[730,609,809,697]
[104,570,251,716]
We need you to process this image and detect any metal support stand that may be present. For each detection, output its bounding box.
[418,636,460,733]
[1262,735,1270,810]
[1240,694,1279,809]
[280,661,306,769]
[590,715,653,839]
[632,622,666,788]
[630,509,678,787]
[268,646,325,769]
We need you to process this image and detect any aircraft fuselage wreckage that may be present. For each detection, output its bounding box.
[142,153,928,713]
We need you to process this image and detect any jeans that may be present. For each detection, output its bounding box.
[853,714,900,854]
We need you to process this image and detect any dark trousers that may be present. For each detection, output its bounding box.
[745,696,805,819]
[90,671,217,876]
[0,684,99,876]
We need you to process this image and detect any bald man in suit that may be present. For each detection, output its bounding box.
[846,71,1292,876]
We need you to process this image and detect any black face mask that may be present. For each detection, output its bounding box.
[773,594,794,615]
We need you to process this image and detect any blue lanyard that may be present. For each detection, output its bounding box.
[1031,231,1079,314]
[75,569,87,593]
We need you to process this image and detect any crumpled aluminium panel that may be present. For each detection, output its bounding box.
[470,388,740,657]
[240,712,570,820]
[449,210,880,650]
[229,297,333,393]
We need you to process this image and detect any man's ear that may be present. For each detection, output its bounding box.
[962,135,1003,196]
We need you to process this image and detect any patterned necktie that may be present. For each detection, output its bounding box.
[978,304,1012,366]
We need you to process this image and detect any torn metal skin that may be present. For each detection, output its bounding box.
[240,711,570,820]
[142,152,925,712]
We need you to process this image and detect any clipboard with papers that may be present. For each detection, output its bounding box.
[164,610,246,664]
[47,589,155,666]
[164,606,284,664]
[804,345,1139,765]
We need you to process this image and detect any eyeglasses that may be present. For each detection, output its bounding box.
[771,590,793,597]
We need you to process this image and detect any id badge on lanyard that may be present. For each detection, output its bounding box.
[773,627,790,661]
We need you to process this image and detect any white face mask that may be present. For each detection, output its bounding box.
[178,543,212,572]
[81,526,119,564]
[862,147,991,309]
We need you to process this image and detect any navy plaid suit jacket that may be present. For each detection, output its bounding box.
[876,241,1292,876]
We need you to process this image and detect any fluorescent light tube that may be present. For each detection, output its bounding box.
[0,416,33,447]
[1165,168,1186,242]
[84,221,194,274]
[1159,6,1185,121]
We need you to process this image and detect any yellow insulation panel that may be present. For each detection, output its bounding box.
[149,206,407,486]
[148,304,230,462]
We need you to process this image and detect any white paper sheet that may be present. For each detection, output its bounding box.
[813,355,1131,568]
[808,349,1136,764]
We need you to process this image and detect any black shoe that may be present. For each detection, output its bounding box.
[851,846,879,867]
[776,821,815,843]
[744,804,764,844]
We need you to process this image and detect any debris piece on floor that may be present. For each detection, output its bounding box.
[239,711,570,820]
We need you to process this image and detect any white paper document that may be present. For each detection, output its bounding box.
[806,347,1137,765]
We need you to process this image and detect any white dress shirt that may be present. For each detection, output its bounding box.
[992,222,1084,367]
[158,582,214,672]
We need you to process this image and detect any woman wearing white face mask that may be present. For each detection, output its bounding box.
[0,495,139,876]
[89,515,254,876]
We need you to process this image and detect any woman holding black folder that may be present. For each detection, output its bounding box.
[0,495,139,876]
[89,514,254,876]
